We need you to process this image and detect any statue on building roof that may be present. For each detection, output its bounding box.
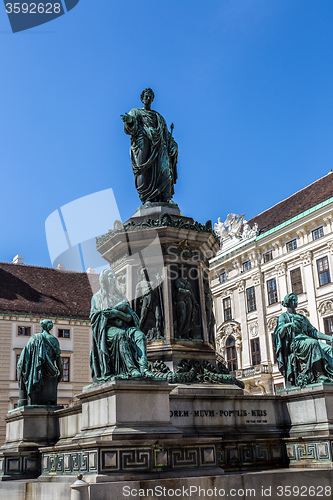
[17,319,63,407]
[273,292,333,387]
[121,88,178,205]
[89,268,154,382]
[214,214,259,249]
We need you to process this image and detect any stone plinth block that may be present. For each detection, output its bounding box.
[71,379,182,444]
[0,405,62,480]
[279,383,333,437]
[279,384,333,468]
[3,405,63,451]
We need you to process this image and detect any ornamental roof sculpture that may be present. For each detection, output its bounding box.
[214,213,259,251]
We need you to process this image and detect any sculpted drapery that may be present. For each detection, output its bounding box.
[17,319,63,406]
[122,88,178,204]
[273,293,333,387]
[89,269,153,382]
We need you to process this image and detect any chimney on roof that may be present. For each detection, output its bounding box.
[86,267,96,274]
[57,263,66,271]
[12,254,24,264]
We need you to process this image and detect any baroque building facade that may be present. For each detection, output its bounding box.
[0,261,97,445]
[210,172,333,394]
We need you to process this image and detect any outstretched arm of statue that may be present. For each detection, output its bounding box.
[120,112,136,135]
[313,330,333,342]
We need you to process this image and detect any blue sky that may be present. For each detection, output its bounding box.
[1,1,333,268]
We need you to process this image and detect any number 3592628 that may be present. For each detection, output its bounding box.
[6,3,62,14]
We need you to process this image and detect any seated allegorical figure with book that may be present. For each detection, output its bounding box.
[273,292,333,388]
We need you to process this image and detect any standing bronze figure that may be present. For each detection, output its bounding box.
[121,88,178,204]
[17,319,63,407]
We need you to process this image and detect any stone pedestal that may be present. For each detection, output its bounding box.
[72,379,182,442]
[169,384,288,470]
[0,405,62,480]
[280,383,333,468]
[40,380,223,480]
[96,207,220,372]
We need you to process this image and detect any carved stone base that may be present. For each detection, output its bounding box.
[39,379,222,480]
[70,379,182,443]
[41,438,222,480]
[280,384,333,468]
[0,405,62,480]
[279,383,333,437]
[169,384,288,470]
[284,436,333,468]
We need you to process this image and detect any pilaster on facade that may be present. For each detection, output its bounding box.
[275,262,288,301]
[296,229,306,247]
[323,215,333,234]
[232,259,241,275]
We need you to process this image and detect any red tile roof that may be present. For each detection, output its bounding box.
[0,263,99,319]
[248,172,333,234]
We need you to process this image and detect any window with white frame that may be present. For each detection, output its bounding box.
[226,336,237,374]
[58,328,70,339]
[290,268,303,295]
[223,297,232,321]
[242,260,251,272]
[219,272,227,283]
[17,326,31,336]
[267,278,278,305]
[317,256,330,286]
[263,250,273,263]
[246,286,256,312]
[286,239,297,252]
[61,357,70,382]
[312,226,324,241]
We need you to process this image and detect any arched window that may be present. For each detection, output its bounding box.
[226,336,237,374]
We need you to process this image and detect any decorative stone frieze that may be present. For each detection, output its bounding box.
[248,321,259,338]
[300,251,313,266]
[327,240,333,254]
[275,263,287,276]
[296,308,310,318]
[318,300,333,316]
[267,317,278,333]
[251,272,263,286]
[236,280,245,293]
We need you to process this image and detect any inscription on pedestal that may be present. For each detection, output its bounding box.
[170,406,269,425]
